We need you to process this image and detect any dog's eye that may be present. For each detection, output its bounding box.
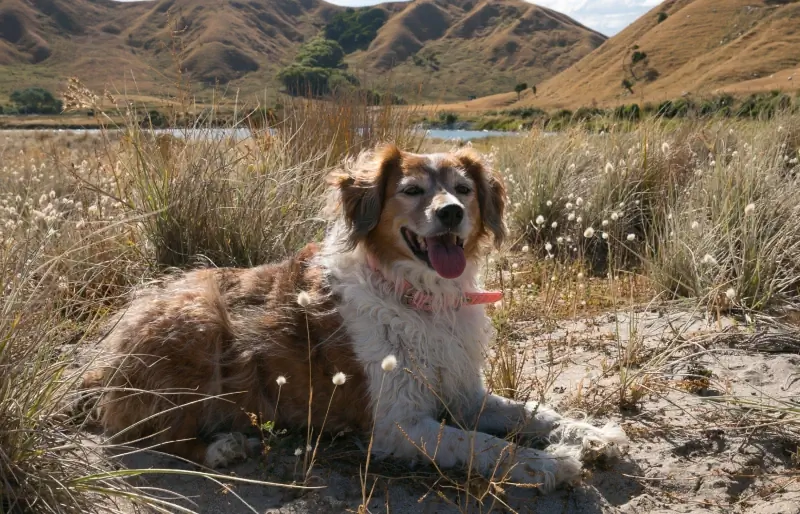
[403,186,424,196]
[455,184,472,195]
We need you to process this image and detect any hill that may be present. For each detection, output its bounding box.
[452,0,800,112]
[0,0,606,104]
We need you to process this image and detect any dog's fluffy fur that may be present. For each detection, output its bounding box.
[85,144,628,491]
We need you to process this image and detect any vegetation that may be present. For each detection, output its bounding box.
[657,11,669,23]
[278,37,358,97]
[514,82,528,101]
[324,7,388,53]
[2,81,800,511]
[8,87,63,114]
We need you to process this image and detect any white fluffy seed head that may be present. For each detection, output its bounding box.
[583,227,595,238]
[744,203,756,215]
[521,245,530,253]
[544,242,553,252]
[381,355,398,372]
[725,288,736,300]
[535,215,545,225]
[332,372,346,386]
[297,291,311,308]
[294,448,303,456]
[276,376,287,386]
[627,234,636,241]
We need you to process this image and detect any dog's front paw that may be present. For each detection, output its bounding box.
[204,432,251,468]
[501,446,582,493]
[549,420,629,465]
[580,422,628,463]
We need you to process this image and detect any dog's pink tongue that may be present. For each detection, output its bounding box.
[426,235,466,279]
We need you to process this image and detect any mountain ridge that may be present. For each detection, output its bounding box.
[0,0,606,103]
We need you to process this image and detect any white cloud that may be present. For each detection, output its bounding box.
[531,0,662,35]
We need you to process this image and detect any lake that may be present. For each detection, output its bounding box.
[1,127,521,142]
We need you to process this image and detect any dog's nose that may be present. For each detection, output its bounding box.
[437,204,464,228]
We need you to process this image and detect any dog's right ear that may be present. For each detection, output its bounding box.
[327,144,402,247]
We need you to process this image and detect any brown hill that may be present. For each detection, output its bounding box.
[499,0,800,110]
[0,0,605,104]
[351,0,606,102]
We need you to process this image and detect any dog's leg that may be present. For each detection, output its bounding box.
[471,393,562,439]
[377,416,582,492]
[470,393,629,464]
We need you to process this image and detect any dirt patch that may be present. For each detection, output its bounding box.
[81,308,800,513]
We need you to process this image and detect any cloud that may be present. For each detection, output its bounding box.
[532,0,662,35]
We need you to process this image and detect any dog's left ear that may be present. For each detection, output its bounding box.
[327,144,402,247]
[456,148,507,248]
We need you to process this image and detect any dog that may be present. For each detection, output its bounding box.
[83,144,628,491]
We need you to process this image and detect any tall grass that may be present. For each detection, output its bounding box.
[1,84,421,512]
[5,87,800,512]
[495,114,800,310]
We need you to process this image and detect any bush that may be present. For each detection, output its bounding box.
[506,107,546,119]
[736,92,792,120]
[9,87,63,114]
[613,104,641,121]
[438,111,458,126]
[296,37,347,69]
[656,98,694,118]
[657,11,668,23]
[278,64,358,97]
[631,51,647,65]
[514,82,528,100]
[324,7,387,53]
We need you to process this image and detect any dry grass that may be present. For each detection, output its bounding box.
[4,92,800,512]
[513,0,800,110]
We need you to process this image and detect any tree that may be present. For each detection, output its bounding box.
[531,84,537,96]
[9,87,63,114]
[296,37,347,69]
[514,82,528,101]
[324,7,387,53]
[621,79,634,94]
[278,37,357,97]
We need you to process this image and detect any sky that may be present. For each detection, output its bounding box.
[114,0,664,37]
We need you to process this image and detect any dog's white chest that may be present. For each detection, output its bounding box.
[339,292,491,416]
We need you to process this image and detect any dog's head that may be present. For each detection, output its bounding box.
[328,144,506,280]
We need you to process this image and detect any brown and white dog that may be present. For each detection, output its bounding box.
[85,144,627,491]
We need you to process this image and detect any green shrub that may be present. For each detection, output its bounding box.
[324,7,387,53]
[631,51,647,65]
[613,104,641,121]
[438,111,458,126]
[296,37,347,69]
[9,87,63,114]
[657,11,668,23]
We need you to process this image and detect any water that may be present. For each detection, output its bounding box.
[422,128,520,140]
[2,127,521,142]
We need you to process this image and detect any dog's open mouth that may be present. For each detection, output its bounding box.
[401,227,466,279]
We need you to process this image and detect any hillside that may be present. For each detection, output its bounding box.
[0,0,606,104]
[453,0,800,112]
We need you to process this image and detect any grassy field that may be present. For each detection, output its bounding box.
[2,90,800,513]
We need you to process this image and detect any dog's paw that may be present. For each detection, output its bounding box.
[501,446,582,493]
[549,420,629,465]
[204,432,250,468]
[580,422,629,463]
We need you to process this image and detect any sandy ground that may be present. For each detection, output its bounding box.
[85,307,800,514]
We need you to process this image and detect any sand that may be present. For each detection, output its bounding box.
[84,307,800,513]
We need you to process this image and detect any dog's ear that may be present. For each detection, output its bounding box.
[327,144,402,246]
[456,148,507,248]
